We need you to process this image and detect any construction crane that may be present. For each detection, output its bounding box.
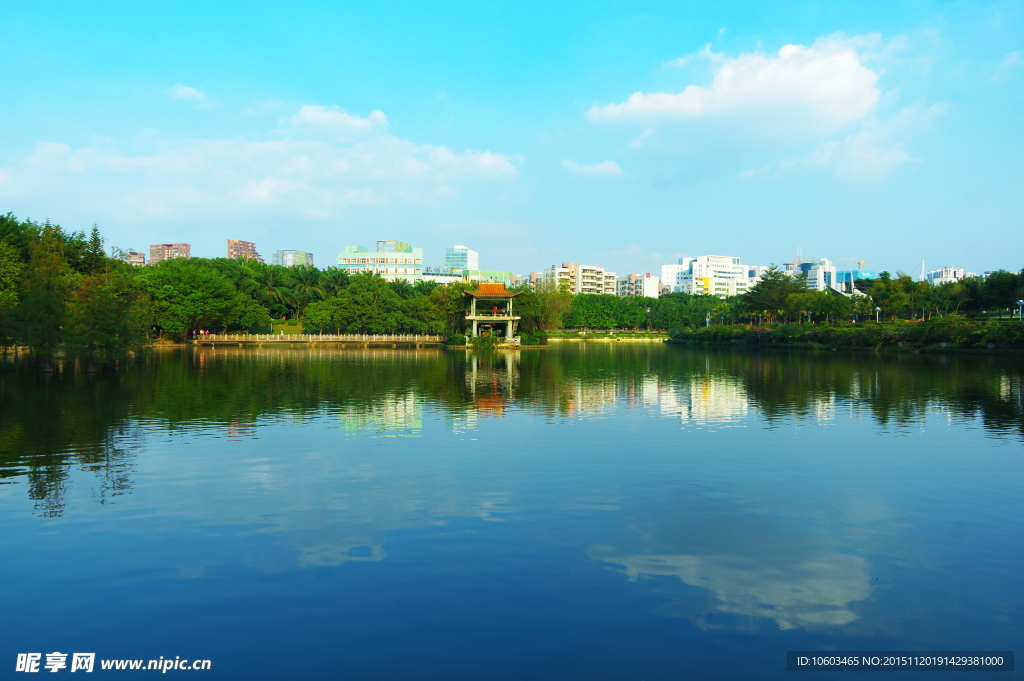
[838,258,868,270]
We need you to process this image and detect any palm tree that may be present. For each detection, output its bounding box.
[390,279,415,299]
[413,280,439,297]
[321,267,350,297]
[250,264,292,309]
[288,265,325,320]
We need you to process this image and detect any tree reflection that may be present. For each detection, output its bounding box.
[2,345,1022,515]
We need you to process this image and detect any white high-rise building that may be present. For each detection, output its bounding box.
[552,263,617,295]
[661,255,754,298]
[272,250,314,267]
[926,267,974,285]
[337,240,424,282]
[444,245,479,273]
[660,263,690,294]
[617,273,661,297]
[784,257,837,291]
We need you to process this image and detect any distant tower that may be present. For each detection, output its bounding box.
[227,239,264,262]
[149,243,191,264]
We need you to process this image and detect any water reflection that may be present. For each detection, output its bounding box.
[2,344,1023,518]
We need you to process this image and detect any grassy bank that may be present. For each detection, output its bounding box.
[667,317,1024,352]
[547,330,669,340]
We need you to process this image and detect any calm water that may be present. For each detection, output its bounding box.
[1,344,1021,679]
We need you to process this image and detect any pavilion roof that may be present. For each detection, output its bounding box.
[464,282,521,298]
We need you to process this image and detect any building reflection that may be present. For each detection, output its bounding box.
[451,352,518,431]
[338,391,422,437]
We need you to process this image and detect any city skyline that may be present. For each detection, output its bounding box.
[1,1,1021,277]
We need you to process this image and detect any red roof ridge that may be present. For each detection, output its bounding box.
[464,282,520,297]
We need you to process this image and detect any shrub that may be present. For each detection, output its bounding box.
[447,333,467,346]
[470,335,499,348]
[519,331,548,345]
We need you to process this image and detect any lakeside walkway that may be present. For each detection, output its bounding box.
[193,333,444,346]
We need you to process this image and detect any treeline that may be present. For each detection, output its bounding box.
[559,266,1024,330]
[0,213,577,366]
[668,316,1024,350]
[4,211,1022,367]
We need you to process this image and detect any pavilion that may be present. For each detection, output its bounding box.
[464,282,522,339]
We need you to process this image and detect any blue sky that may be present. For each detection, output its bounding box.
[1,0,1021,276]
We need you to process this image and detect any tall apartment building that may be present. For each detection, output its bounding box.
[552,263,617,295]
[926,267,976,286]
[662,256,752,297]
[617,273,661,297]
[337,240,424,282]
[126,250,146,266]
[784,256,837,291]
[444,245,479,273]
[227,239,263,262]
[660,263,690,293]
[149,243,190,264]
[272,250,314,267]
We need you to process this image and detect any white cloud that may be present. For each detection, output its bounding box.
[561,159,625,176]
[591,35,881,137]
[993,49,1024,81]
[287,105,388,137]
[663,43,721,69]
[170,84,205,101]
[739,102,945,180]
[2,105,519,220]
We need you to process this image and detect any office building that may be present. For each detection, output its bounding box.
[926,267,975,286]
[617,273,661,297]
[126,250,146,266]
[227,239,263,262]
[552,263,617,295]
[661,255,754,297]
[660,263,690,293]
[784,256,837,291]
[747,265,771,289]
[463,270,515,286]
[272,250,314,267]
[836,270,876,290]
[149,243,191,264]
[444,245,479,273]
[337,240,424,282]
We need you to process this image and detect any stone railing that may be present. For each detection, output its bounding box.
[196,333,444,343]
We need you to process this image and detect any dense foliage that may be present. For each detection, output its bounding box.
[668,316,1024,350]
[3,210,1022,369]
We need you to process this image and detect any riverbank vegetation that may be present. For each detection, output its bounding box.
[3,212,1022,368]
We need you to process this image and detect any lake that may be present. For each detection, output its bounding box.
[1,344,1021,679]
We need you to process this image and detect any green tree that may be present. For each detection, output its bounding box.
[80,224,106,274]
[743,266,806,323]
[0,241,26,347]
[530,276,572,331]
[389,279,415,300]
[287,265,325,319]
[320,267,351,298]
[17,225,76,368]
[429,280,477,333]
[332,273,408,332]
[138,258,238,339]
[564,294,620,329]
[66,271,150,368]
